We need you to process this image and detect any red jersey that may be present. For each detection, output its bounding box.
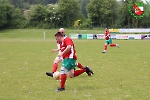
[61,37,77,60]
[105,30,111,40]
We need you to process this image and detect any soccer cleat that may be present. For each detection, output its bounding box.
[55,88,65,92]
[102,51,106,53]
[85,66,94,76]
[116,44,119,48]
[46,72,53,77]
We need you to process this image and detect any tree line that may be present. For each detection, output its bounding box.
[0,0,150,29]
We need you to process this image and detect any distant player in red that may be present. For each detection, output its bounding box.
[46,28,91,77]
[102,28,119,53]
[55,31,93,92]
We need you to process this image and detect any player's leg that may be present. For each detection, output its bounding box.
[110,44,119,47]
[68,68,75,78]
[76,62,85,69]
[68,68,85,78]
[46,57,62,77]
[75,62,93,76]
[110,44,116,46]
[52,57,62,72]
[70,59,85,77]
[56,59,85,92]
[109,38,119,47]
[68,66,93,78]
[102,40,109,53]
[69,59,93,77]
[55,66,67,92]
[55,59,69,92]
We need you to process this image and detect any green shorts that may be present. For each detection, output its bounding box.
[105,38,112,44]
[62,58,76,71]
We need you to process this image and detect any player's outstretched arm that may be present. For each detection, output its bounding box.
[51,49,60,53]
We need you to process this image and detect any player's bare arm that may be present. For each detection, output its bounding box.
[57,45,71,57]
[51,49,60,53]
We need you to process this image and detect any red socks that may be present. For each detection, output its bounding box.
[52,63,58,73]
[74,69,86,77]
[76,63,85,69]
[110,44,117,47]
[60,74,67,88]
[104,45,107,50]
[60,69,86,88]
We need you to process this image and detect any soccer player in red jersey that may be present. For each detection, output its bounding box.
[54,31,93,92]
[46,28,91,77]
[102,28,119,53]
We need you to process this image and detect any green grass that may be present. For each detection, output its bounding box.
[0,29,104,39]
[0,29,150,100]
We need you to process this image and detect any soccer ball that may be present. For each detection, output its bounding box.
[53,71,61,80]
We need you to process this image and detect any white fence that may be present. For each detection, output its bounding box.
[70,34,150,40]
[109,28,150,33]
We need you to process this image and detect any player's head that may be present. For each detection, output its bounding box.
[55,31,63,42]
[58,28,65,36]
[105,28,108,32]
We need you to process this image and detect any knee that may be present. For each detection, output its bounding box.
[53,58,59,64]
[68,70,74,78]
[60,67,67,74]
[53,60,58,64]
[69,75,74,78]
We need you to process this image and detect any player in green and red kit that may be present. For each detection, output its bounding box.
[102,28,119,53]
[54,31,93,92]
[46,28,91,77]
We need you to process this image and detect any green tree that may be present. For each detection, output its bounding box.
[57,0,82,27]
[25,0,58,5]
[0,3,7,28]
[45,4,59,28]
[8,8,26,28]
[0,1,26,29]
[29,4,47,28]
[87,0,117,28]
[118,0,137,28]
[22,2,30,9]
[79,0,90,18]
[9,0,23,9]
[138,1,150,28]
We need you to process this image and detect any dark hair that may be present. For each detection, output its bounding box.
[55,31,63,37]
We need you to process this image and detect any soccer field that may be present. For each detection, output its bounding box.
[0,29,150,100]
